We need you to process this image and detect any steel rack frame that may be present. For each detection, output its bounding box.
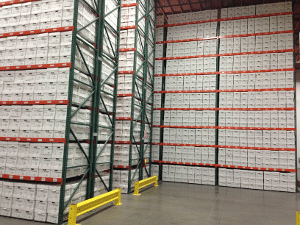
[89,0,122,198]
[147,0,157,178]
[154,5,297,192]
[57,0,121,223]
[120,0,156,193]
[123,0,146,193]
[157,16,168,181]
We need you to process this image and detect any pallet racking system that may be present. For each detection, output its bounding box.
[152,2,297,192]
[0,0,121,223]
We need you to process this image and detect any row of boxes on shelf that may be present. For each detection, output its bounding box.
[156,27,164,42]
[0,0,97,43]
[0,68,72,84]
[120,29,135,49]
[0,70,94,107]
[113,144,140,166]
[162,164,216,185]
[167,10,218,24]
[0,106,100,131]
[112,168,147,193]
[164,74,217,91]
[117,75,142,95]
[115,120,141,142]
[162,93,216,108]
[165,57,217,74]
[0,122,103,140]
[163,2,292,26]
[0,0,75,17]
[218,110,295,128]
[0,38,73,61]
[0,31,71,50]
[161,146,216,164]
[0,142,109,165]
[0,159,109,180]
[114,123,151,143]
[0,142,109,161]
[150,164,159,176]
[152,111,161,126]
[0,176,109,223]
[221,2,292,18]
[220,33,293,53]
[0,44,93,74]
[160,110,216,127]
[218,148,295,169]
[0,181,62,223]
[0,18,73,35]
[116,96,141,117]
[161,40,218,58]
[121,5,146,28]
[118,53,144,73]
[165,22,218,41]
[0,68,94,90]
[0,53,71,67]
[219,168,295,192]
[219,90,294,108]
[163,128,216,145]
[0,89,90,104]
[220,15,292,35]
[162,108,216,121]
[220,53,294,72]
[219,71,294,90]
[218,129,295,148]
[113,170,139,193]
[0,104,67,119]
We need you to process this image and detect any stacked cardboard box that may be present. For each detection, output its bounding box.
[219,168,295,192]
[0,176,109,222]
[220,52,293,71]
[153,10,219,186]
[167,10,218,24]
[218,148,295,169]
[219,71,294,89]
[162,164,215,185]
[220,2,291,19]
[218,110,295,128]
[218,2,296,192]
[115,0,155,193]
[153,2,296,192]
[0,0,118,222]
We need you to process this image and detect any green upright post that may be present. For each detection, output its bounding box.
[158,15,167,181]
[109,0,122,191]
[127,0,145,193]
[148,1,157,177]
[88,0,103,199]
[90,0,121,196]
[139,0,150,181]
[58,0,80,223]
[215,9,221,186]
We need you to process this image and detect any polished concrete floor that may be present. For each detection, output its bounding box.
[1,182,300,225]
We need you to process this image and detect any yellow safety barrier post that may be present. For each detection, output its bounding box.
[296,211,300,225]
[68,188,122,225]
[133,175,158,196]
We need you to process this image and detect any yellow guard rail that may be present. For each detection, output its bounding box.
[133,175,158,196]
[297,211,300,225]
[68,188,122,225]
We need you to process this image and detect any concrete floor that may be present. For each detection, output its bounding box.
[1,182,300,225]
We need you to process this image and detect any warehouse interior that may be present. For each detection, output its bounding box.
[0,0,299,224]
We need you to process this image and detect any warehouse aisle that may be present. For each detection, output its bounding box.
[1,182,299,225]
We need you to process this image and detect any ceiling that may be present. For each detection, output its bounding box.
[156,0,300,16]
